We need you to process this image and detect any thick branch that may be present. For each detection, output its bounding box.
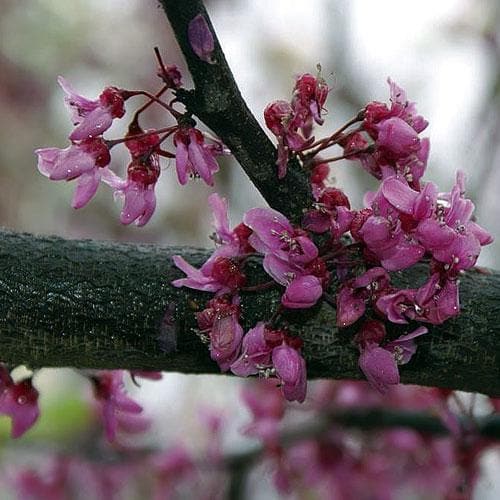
[158,0,313,223]
[1,229,499,395]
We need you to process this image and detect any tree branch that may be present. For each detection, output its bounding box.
[157,0,313,224]
[1,229,499,396]
[226,409,500,470]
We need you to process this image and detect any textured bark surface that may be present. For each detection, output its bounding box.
[1,228,499,396]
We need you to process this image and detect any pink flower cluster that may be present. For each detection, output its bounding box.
[265,72,329,177]
[348,79,430,188]
[7,379,499,499]
[34,61,493,405]
[238,380,495,499]
[36,59,228,226]
[172,75,493,397]
[173,194,312,402]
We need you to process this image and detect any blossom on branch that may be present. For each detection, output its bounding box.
[58,76,125,141]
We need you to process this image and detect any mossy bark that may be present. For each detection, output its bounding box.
[1,229,499,395]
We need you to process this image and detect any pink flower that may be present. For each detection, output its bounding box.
[172,255,228,293]
[209,303,244,371]
[152,445,195,500]
[58,76,125,141]
[244,207,318,265]
[385,327,428,364]
[35,138,111,209]
[117,180,157,226]
[336,267,390,327]
[292,73,329,128]
[358,215,424,271]
[91,370,147,443]
[101,140,160,226]
[356,320,427,393]
[208,193,254,254]
[272,344,307,403]
[416,172,493,272]
[388,78,428,133]
[358,345,400,394]
[264,100,309,178]
[414,273,460,324]
[376,273,459,325]
[230,322,272,377]
[173,194,249,294]
[173,127,219,186]
[0,368,40,438]
[281,275,323,309]
[188,14,215,64]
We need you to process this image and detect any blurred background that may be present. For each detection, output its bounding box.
[1,0,499,498]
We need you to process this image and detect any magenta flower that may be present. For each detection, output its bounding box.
[358,345,400,394]
[243,207,324,307]
[264,100,309,178]
[303,187,354,239]
[272,344,307,403]
[376,288,417,324]
[292,73,329,128]
[380,177,437,220]
[172,195,248,294]
[358,79,430,186]
[244,207,318,265]
[230,322,272,377]
[58,76,125,141]
[358,215,424,271]
[36,138,111,209]
[209,304,244,371]
[281,275,323,309]
[376,117,420,157]
[91,370,147,443]
[173,251,245,294]
[414,274,460,324]
[336,267,390,327]
[416,172,493,272]
[356,320,427,393]
[173,127,220,186]
[0,370,40,438]
[385,327,428,364]
[377,273,459,325]
[188,14,215,64]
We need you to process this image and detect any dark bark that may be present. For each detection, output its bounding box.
[157,0,313,224]
[1,228,499,396]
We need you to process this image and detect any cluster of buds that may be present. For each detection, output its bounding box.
[264,71,329,178]
[35,51,228,226]
[172,194,311,402]
[33,52,493,404]
[173,75,492,398]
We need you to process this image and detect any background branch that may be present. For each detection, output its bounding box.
[1,229,499,396]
